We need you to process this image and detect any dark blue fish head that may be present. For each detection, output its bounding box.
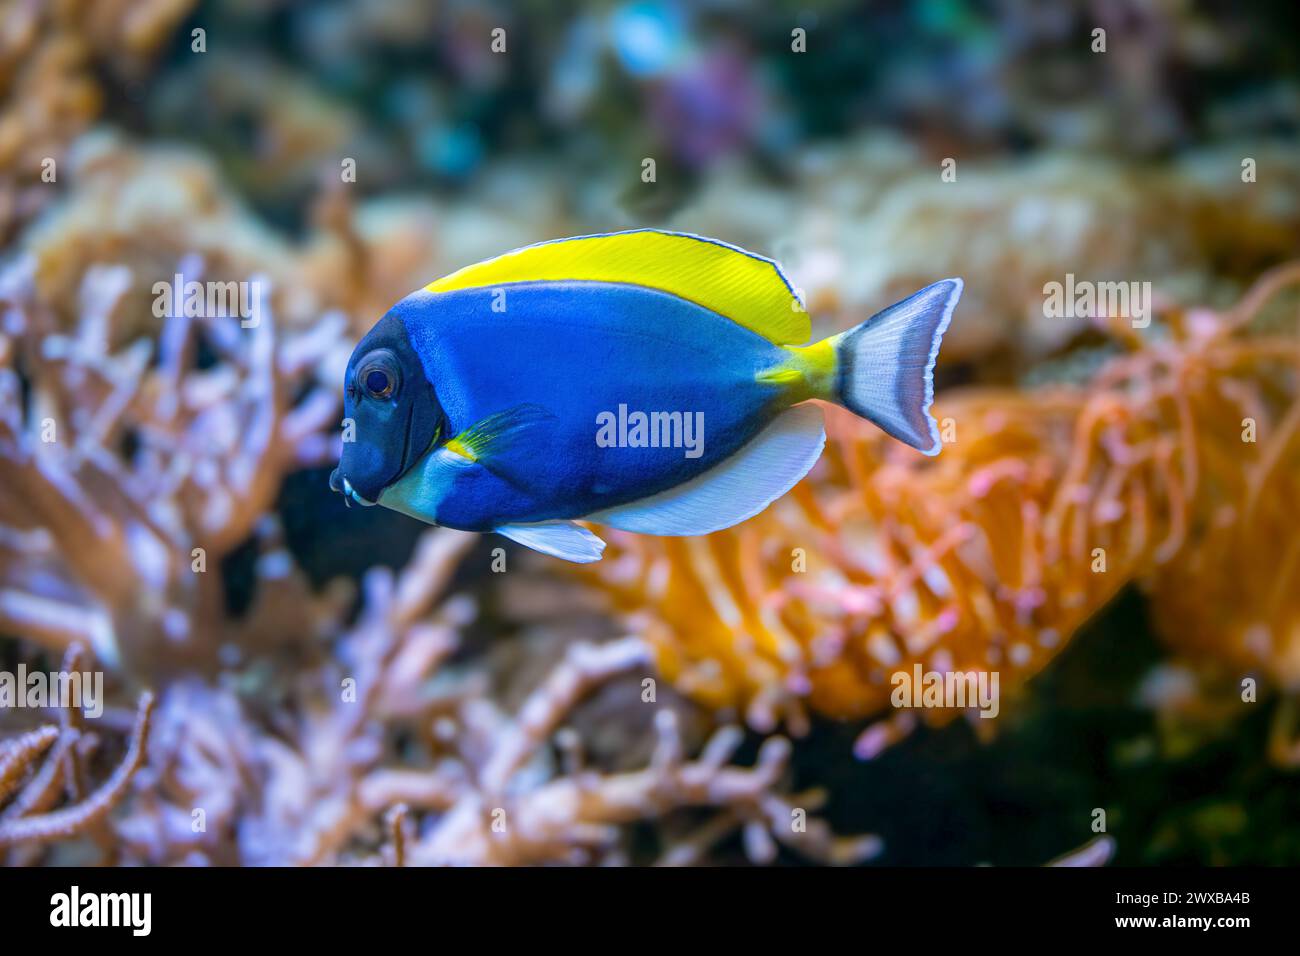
[331,311,444,506]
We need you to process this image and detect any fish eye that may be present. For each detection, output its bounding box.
[357,351,400,400]
[365,368,392,397]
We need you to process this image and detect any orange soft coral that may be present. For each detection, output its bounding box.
[1142,265,1300,763]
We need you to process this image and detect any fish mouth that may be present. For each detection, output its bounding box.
[344,478,376,507]
[328,406,429,509]
[328,468,377,508]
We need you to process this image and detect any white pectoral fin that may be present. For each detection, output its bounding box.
[588,403,826,535]
[496,520,607,563]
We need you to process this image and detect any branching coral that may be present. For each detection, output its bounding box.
[581,267,1300,754]
[0,403,878,868]
[0,249,344,675]
[27,529,872,867]
[24,131,325,334]
[0,131,369,676]
[0,0,194,241]
[0,646,155,859]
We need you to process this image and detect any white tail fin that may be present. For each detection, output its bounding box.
[831,278,961,455]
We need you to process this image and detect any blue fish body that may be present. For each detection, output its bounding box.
[389,281,788,530]
[331,230,963,563]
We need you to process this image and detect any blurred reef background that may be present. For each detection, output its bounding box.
[1,0,1299,865]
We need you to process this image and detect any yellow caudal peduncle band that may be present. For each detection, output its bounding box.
[757,340,838,402]
[424,230,811,345]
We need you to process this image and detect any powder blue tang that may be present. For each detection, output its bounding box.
[330,230,962,563]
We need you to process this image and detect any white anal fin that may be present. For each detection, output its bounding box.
[496,520,607,563]
[588,403,825,535]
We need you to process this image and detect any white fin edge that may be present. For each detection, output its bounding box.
[496,520,607,563]
[834,277,961,456]
[588,403,825,535]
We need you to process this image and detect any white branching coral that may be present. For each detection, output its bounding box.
[0,250,345,675]
[97,530,878,867]
[0,645,154,858]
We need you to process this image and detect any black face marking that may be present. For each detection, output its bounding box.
[332,310,445,504]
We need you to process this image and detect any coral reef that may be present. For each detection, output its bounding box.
[0,0,194,241]
[2,530,875,866]
[581,266,1300,755]
[0,133,874,865]
[0,132,580,677]
[1,0,1298,867]
[4,128,1298,861]
[1141,264,1300,764]
[25,131,324,333]
[0,243,343,675]
[0,645,154,860]
[1145,264,1300,690]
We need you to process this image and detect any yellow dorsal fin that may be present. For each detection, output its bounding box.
[424,229,810,345]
